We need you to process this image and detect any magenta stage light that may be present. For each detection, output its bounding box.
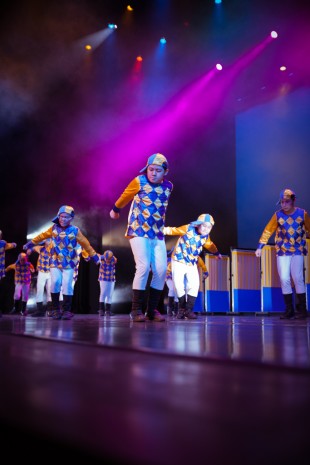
[215,63,223,71]
[270,31,278,38]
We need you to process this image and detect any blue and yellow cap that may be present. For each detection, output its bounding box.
[103,250,113,261]
[190,213,214,228]
[276,188,296,205]
[52,205,75,223]
[140,153,169,173]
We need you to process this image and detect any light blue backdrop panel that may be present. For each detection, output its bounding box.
[236,88,310,250]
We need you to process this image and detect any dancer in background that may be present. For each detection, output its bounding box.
[6,252,35,316]
[27,239,52,317]
[255,188,310,319]
[165,247,178,317]
[0,230,17,317]
[98,250,117,316]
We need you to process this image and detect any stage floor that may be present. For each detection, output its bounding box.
[1,313,310,369]
[1,313,310,465]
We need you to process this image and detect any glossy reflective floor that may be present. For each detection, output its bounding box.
[1,312,310,465]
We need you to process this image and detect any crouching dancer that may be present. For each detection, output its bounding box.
[23,205,99,320]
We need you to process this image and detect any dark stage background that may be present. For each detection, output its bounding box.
[1,0,309,312]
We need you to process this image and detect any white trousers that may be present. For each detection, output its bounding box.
[172,260,199,298]
[99,281,115,304]
[36,271,51,303]
[276,255,305,294]
[50,268,74,295]
[166,278,176,297]
[14,283,30,301]
[129,237,167,290]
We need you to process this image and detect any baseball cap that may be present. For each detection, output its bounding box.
[52,205,75,223]
[190,213,215,227]
[140,153,169,173]
[276,188,296,205]
[103,250,113,261]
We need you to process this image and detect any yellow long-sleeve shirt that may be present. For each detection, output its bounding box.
[164,224,219,266]
[29,224,98,270]
[257,207,310,256]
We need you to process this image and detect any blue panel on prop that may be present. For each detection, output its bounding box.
[233,289,260,312]
[205,290,230,313]
[262,287,283,312]
[306,284,310,311]
[193,291,204,312]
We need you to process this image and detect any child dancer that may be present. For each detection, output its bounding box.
[98,250,117,316]
[6,252,35,316]
[110,153,173,322]
[164,214,222,319]
[23,205,100,320]
[0,230,17,316]
[27,239,52,317]
[255,188,310,319]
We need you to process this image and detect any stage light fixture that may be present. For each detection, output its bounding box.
[127,5,133,11]
[108,24,118,29]
[84,44,92,51]
[136,56,143,62]
[215,0,222,4]
[215,63,223,70]
[160,37,167,44]
[270,31,278,38]
[280,66,286,71]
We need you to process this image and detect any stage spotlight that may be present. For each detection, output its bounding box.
[280,66,286,71]
[160,37,167,44]
[215,0,222,4]
[84,44,92,51]
[127,5,133,11]
[108,24,118,29]
[215,63,223,70]
[270,31,278,38]
[136,56,143,62]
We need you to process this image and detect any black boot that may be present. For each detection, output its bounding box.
[98,302,105,317]
[167,296,175,317]
[130,290,146,322]
[295,293,307,320]
[51,292,62,320]
[280,293,295,319]
[9,299,21,314]
[105,303,114,316]
[62,295,74,320]
[31,302,45,317]
[173,300,179,316]
[184,294,198,319]
[20,301,28,316]
[146,287,165,322]
[176,295,186,319]
[46,300,53,317]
